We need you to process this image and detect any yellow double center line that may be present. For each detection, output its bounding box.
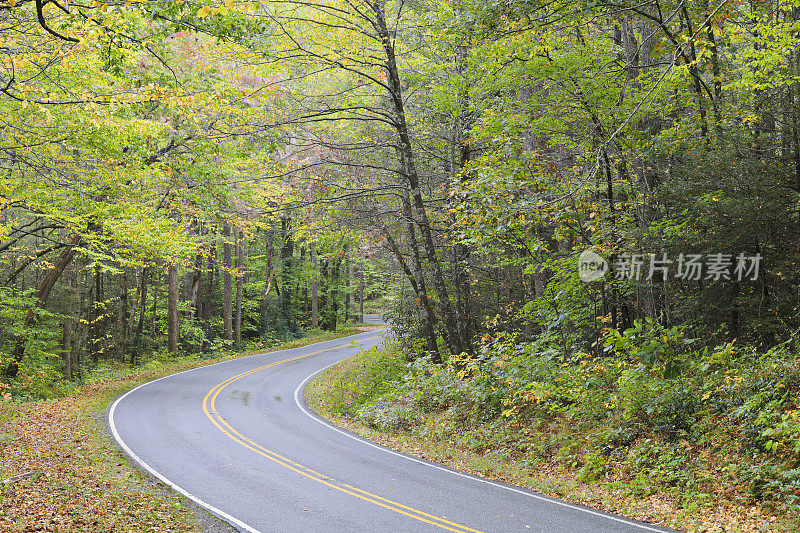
[202,337,484,533]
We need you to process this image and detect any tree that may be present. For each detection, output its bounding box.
[167,264,179,354]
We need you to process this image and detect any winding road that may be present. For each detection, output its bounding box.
[109,325,674,533]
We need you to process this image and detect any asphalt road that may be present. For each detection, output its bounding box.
[109,324,675,533]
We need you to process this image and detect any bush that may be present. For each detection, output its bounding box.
[604,318,694,378]
[322,342,406,417]
[615,365,667,421]
[743,463,800,510]
[357,394,418,431]
[311,321,800,519]
[642,388,697,441]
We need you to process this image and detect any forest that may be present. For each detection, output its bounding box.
[3,0,800,529]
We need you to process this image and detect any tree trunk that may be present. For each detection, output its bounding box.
[401,194,443,358]
[150,269,159,336]
[319,259,328,329]
[223,224,233,341]
[118,267,130,360]
[296,246,304,322]
[280,217,293,332]
[359,269,365,323]
[90,263,104,365]
[311,244,319,327]
[235,228,243,344]
[167,264,179,354]
[260,225,277,328]
[203,240,215,339]
[380,224,439,358]
[62,265,75,379]
[189,250,203,323]
[301,246,309,321]
[330,258,340,331]
[73,266,89,380]
[132,266,149,364]
[242,237,250,337]
[344,244,352,323]
[374,4,463,356]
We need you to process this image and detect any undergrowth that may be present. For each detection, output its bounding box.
[307,332,800,532]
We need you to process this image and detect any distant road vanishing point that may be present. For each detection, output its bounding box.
[109,327,675,533]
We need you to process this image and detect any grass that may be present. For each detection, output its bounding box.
[303,340,403,418]
[0,327,360,532]
[305,342,797,533]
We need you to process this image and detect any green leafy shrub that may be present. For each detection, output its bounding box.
[642,388,697,441]
[604,318,693,378]
[403,356,472,412]
[311,325,800,520]
[615,365,667,420]
[357,394,418,431]
[743,463,800,510]
[327,342,406,417]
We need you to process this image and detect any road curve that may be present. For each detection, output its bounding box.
[109,329,675,533]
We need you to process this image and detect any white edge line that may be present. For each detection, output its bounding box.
[293,346,671,533]
[109,368,261,533]
[107,330,382,533]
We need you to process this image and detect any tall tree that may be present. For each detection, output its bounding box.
[167,264,180,354]
[223,224,233,341]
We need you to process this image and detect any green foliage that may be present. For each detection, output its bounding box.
[317,342,407,419]
[329,328,800,518]
[8,0,800,526]
[604,319,693,377]
[0,288,66,400]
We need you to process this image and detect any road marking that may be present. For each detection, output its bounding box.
[108,330,380,533]
[294,360,671,533]
[110,367,261,532]
[110,327,670,533]
[203,336,485,533]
